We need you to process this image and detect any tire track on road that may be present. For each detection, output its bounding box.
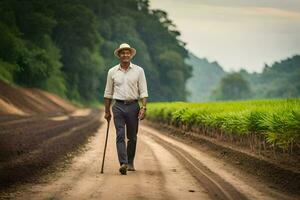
[142,127,248,200]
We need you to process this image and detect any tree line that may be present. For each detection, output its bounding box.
[0,0,192,103]
[210,55,300,100]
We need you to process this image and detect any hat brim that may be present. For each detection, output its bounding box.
[114,47,136,58]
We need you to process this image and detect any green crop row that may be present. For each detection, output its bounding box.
[147,99,300,152]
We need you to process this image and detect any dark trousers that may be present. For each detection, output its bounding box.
[112,101,140,165]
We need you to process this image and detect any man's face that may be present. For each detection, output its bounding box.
[119,49,132,63]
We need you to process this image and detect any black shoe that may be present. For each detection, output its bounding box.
[119,164,127,175]
[127,164,135,171]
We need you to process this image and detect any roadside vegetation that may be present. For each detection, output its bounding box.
[147,99,300,154]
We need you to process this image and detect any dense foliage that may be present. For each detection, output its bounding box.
[211,72,251,100]
[240,55,300,99]
[207,55,300,100]
[187,54,300,101]
[0,0,191,102]
[147,99,300,152]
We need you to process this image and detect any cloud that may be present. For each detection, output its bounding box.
[185,0,300,13]
[150,0,300,72]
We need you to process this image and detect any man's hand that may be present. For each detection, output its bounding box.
[138,107,146,120]
[104,111,111,122]
[104,98,112,122]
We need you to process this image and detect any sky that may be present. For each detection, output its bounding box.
[150,0,300,72]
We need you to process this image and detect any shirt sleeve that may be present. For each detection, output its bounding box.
[138,68,148,98]
[104,69,114,98]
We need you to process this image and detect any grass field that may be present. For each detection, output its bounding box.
[147,99,300,153]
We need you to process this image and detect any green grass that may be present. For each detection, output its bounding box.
[147,99,300,152]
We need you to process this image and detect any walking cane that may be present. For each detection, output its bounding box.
[101,119,110,173]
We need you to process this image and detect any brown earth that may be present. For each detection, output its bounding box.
[0,81,75,115]
[144,121,300,196]
[0,81,101,189]
[0,81,299,199]
[1,119,298,200]
[0,109,102,188]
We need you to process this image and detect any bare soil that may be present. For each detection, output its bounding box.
[0,118,298,200]
[0,81,75,115]
[0,81,298,199]
[0,109,102,188]
[144,121,300,196]
[0,81,101,189]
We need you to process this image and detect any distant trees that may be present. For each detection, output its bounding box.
[211,73,251,100]
[239,55,300,99]
[0,0,191,102]
[208,55,300,101]
[186,53,226,102]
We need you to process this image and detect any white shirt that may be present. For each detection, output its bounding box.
[104,63,148,100]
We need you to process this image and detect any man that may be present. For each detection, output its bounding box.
[103,43,148,175]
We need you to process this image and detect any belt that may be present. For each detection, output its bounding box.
[115,99,138,105]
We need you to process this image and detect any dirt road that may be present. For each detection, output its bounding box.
[1,118,296,200]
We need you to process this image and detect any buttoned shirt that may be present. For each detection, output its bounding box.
[104,63,148,100]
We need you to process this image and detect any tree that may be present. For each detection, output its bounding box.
[211,73,251,100]
[52,3,104,101]
[0,0,192,102]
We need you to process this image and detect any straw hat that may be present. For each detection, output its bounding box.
[114,43,136,58]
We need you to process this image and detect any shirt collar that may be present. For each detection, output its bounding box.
[118,62,134,71]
